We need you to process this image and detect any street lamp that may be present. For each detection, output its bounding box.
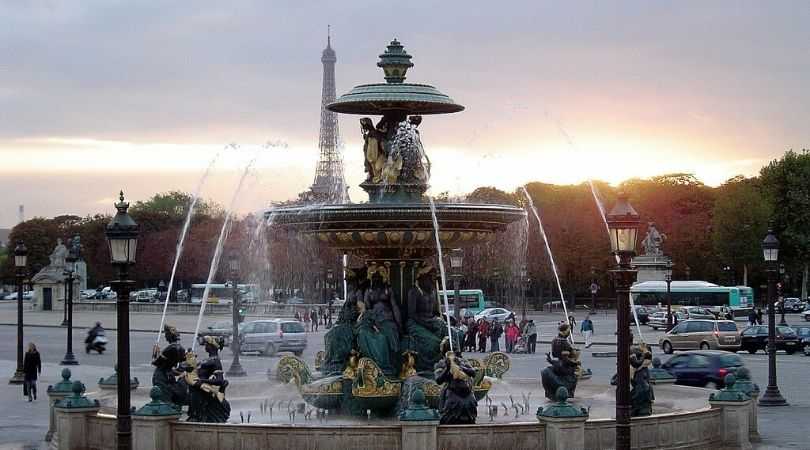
[606,192,641,450]
[60,236,81,366]
[9,241,27,384]
[759,228,787,407]
[105,191,139,450]
[778,264,787,326]
[685,265,691,281]
[449,248,464,322]
[226,256,246,377]
[589,266,598,312]
[665,261,674,331]
[326,268,334,302]
[520,265,529,320]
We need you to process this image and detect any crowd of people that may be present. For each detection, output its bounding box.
[294,306,333,331]
[456,316,539,354]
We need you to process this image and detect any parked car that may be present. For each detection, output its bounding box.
[239,319,307,356]
[80,289,99,300]
[647,311,686,330]
[803,308,810,322]
[661,351,744,388]
[3,291,34,300]
[200,321,234,346]
[629,306,650,325]
[791,325,810,354]
[658,319,740,354]
[739,325,800,354]
[473,307,515,323]
[782,298,803,313]
[680,306,716,320]
[134,290,155,303]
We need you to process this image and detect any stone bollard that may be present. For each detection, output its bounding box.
[536,387,589,450]
[132,387,183,450]
[53,380,101,450]
[399,386,439,450]
[46,369,75,443]
[734,367,761,442]
[709,374,752,450]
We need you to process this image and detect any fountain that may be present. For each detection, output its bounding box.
[268,39,524,417]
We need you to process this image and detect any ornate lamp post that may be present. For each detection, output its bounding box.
[105,191,139,450]
[449,248,464,322]
[520,265,529,320]
[9,241,27,384]
[606,193,641,450]
[665,261,674,331]
[778,264,787,326]
[326,268,334,301]
[759,228,787,407]
[60,236,81,366]
[226,256,246,377]
[589,266,598,311]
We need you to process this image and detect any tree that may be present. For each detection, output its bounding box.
[760,149,810,300]
[711,176,772,286]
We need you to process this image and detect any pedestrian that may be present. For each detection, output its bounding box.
[490,320,503,352]
[747,309,758,326]
[580,314,594,348]
[466,319,478,352]
[477,319,489,353]
[525,320,538,354]
[568,314,576,330]
[756,308,763,325]
[310,309,318,332]
[23,342,41,402]
[505,320,521,353]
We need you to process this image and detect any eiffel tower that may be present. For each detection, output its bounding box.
[302,27,349,204]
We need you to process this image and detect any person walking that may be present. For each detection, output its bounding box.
[477,319,489,353]
[23,343,41,402]
[756,308,764,325]
[747,309,758,327]
[568,314,576,330]
[580,314,594,348]
[310,309,318,332]
[525,320,538,354]
[505,320,520,353]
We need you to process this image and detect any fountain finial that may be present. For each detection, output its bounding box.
[377,38,413,84]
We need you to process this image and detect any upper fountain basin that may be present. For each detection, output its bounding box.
[266,202,525,258]
[327,83,464,115]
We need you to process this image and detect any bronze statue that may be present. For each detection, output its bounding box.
[357,264,401,376]
[641,222,666,256]
[630,343,654,416]
[541,323,580,399]
[322,268,363,375]
[434,337,477,424]
[181,338,231,423]
[151,325,188,407]
[361,118,386,183]
[405,264,447,375]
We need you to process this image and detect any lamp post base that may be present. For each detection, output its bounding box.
[60,352,79,366]
[226,362,247,377]
[9,369,24,384]
[758,386,788,407]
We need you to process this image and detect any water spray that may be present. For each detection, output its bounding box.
[427,197,455,353]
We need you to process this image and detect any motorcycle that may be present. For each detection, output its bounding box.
[86,332,107,354]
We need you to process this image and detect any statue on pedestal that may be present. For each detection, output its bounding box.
[361,118,386,183]
[151,325,188,407]
[49,238,68,269]
[406,264,448,375]
[434,337,477,424]
[641,222,666,256]
[357,264,401,376]
[541,323,580,399]
[322,268,363,376]
[182,336,230,423]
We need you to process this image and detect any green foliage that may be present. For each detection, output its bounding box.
[759,150,810,261]
[712,176,772,272]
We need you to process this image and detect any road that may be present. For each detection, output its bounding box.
[0,312,807,449]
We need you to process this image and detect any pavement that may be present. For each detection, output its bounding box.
[0,304,807,449]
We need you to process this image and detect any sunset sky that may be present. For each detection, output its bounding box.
[1,1,808,227]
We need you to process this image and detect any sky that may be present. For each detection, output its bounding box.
[1,1,808,227]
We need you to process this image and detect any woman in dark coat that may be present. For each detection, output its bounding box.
[23,342,42,401]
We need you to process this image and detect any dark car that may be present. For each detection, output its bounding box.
[200,321,234,346]
[629,306,650,325]
[782,298,803,313]
[739,325,800,354]
[791,325,810,354]
[661,351,744,388]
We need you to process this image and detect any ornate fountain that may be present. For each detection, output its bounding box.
[270,39,525,416]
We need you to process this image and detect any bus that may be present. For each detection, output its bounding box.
[631,281,754,315]
[437,289,486,316]
[190,283,259,304]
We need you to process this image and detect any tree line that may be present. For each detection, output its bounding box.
[3,150,808,306]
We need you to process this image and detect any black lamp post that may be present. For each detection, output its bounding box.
[449,249,464,322]
[778,264,787,326]
[60,236,81,366]
[105,191,139,450]
[226,256,246,377]
[685,265,691,281]
[492,268,501,307]
[520,265,529,320]
[607,193,641,450]
[9,241,27,384]
[326,268,334,301]
[589,266,598,312]
[759,228,787,407]
[665,261,674,331]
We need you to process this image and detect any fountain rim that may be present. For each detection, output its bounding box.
[326,82,464,115]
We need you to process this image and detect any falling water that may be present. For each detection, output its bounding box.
[191,147,263,352]
[427,197,455,352]
[519,187,573,343]
[155,149,224,345]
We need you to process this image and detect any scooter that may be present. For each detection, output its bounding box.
[86,333,107,354]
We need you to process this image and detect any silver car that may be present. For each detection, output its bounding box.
[239,319,307,356]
